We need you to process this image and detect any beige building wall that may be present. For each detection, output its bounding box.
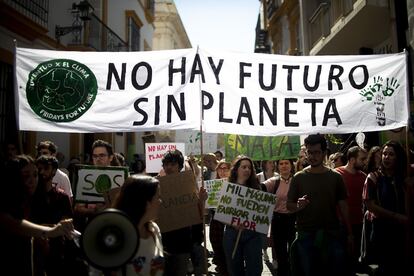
[130,0,193,157]
[153,0,191,50]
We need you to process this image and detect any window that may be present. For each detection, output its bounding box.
[126,11,143,51]
[129,17,140,51]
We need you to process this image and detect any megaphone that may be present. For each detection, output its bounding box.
[80,208,139,270]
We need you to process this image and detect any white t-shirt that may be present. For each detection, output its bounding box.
[52,169,73,198]
[257,172,279,183]
[119,222,164,276]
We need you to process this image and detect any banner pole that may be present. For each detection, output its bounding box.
[406,126,410,176]
[232,229,242,259]
[13,39,23,154]
[404,49,411,177]
[195,45,209,274]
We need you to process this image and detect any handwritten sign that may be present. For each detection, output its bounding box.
[157,171,202,233]
[145,143,185,173]
[175,129,218,155]
[74,165,128,203]
[225,135,300,161]
[213,181,276,234]
[198,179,225,209]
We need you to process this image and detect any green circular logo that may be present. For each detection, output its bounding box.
[26,59,97,122]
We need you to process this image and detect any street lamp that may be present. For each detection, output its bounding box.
[55,0,94,42]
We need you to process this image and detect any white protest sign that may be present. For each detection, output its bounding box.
[175,129,218,155]
[198,178,225,209]
[145,143,185,173]
[74,165,128,203]
[16,47,408,135]
[213,181,276,234]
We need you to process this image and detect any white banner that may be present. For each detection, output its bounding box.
[16,47,201,133]
[16,47,408,135]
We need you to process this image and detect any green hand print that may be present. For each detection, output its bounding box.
[382,77,400,96]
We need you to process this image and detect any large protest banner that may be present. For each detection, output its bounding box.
[74,165,128,203]
[157,171,202,233]
[225,134,301,161]
[16,47,408,135]
[214,181,276,234]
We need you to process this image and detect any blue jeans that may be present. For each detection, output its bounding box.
[291,230,346,276]
[223,226,264,276]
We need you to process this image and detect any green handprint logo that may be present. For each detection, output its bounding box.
[359,76,400,101]
[382,77,400,96]
[359,75,401,126]
[359,76,383,101]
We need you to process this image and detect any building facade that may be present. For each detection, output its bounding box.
[256,0,413,148]
[0,0,155,165]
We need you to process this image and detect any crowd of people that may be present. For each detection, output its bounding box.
[1,134,413,276]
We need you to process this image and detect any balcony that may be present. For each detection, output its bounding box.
[3,0,48,27]
[266,0,282,20]
[84,13,128,51]
[308,2,331,50]
[0,0,49,40]
[307,0,391,55]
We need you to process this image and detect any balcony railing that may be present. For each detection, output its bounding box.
[81,13,128,51]
[4,0,49,28]
[266,0,282,20]
[308,0,356,48]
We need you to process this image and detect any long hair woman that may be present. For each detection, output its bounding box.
[257,160,278,183]
[113,175,164,275]
[362,141,409,275]
[0,155,74,276]
[210,160,231,275]
[263,159,296,276]
[365,146,381,174]
[222,155,263,276]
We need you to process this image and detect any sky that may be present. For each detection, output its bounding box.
[173,0,261,53]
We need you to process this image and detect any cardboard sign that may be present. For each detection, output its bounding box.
[74,165,128,203]
[145,143,185,173]
[157,170,202,233]
[198,179,225,209]
[213,181,276,234]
